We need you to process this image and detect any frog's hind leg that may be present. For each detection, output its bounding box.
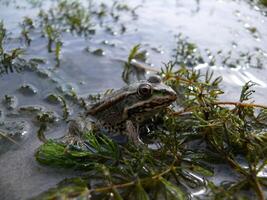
[67,118,86,137]
[60,117,89,149]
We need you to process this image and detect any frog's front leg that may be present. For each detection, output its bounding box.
[67,117,87,137]
[125,120,143,145]
[60,117,92,148]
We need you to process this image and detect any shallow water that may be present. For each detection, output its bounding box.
[0,0,266,199]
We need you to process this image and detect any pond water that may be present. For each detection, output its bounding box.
[0,0,266,199]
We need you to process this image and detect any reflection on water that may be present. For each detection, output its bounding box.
[0,0,267,199]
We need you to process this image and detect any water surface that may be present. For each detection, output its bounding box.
[0,0,266,199]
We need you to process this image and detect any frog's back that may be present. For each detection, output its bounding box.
[86,83,139,116]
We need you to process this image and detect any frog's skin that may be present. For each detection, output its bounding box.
[65,75,177,145]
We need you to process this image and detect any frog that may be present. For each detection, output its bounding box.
[62,75,177,146]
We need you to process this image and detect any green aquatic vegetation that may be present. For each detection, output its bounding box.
[122,44,148,83]
[161,64,267,199]
[41,22,63,65]
[34,54,267,199]
[260,0,267,6]
[30,178,89,200]
[173,34,204,67]
[43,24,61,53]
[35,132,208,199]
[173,33,266,69]
[0,21,19,62]
[35,0,95,64]
[252,0,267,6]
[38,0,94,36]
[14,0,139,66]
[0,21,5,54]
[20,17,34,46]
[55,40,62,66]
[0,21,35,76]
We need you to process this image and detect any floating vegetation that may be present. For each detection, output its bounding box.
[34,51,267,199]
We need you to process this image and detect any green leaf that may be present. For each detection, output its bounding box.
[159,177,186,200]
[128,44,141,62]
[30,178,89,200]
[112,188,124,200]
[191,164,214,177]
[133,180,150,200]
[239,81,256,102]
[35,140,76,168]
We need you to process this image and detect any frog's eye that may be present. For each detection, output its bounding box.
[138,83,152,98]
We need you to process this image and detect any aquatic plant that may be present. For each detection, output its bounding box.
[20,17,34,46]
[173,33,266,69]
[254,0,267,6]
[38,0,94,37]
[33,46,267,200]
[0,21,27,75]
[173,34,204,67]
[260,0,267,6]
[122,44,148,83]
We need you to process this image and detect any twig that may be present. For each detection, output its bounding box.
[252,174,265,200]
[0,130,20,146]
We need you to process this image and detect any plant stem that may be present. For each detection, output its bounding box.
[169,101,267,117]
[253,175,265,200]
[89,165,174,193]
[213,101,267,109]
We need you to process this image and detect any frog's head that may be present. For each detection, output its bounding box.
[87,75,177,122]
[125,75,177,120]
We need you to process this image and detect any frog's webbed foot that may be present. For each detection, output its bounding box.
[126,120,143,145]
